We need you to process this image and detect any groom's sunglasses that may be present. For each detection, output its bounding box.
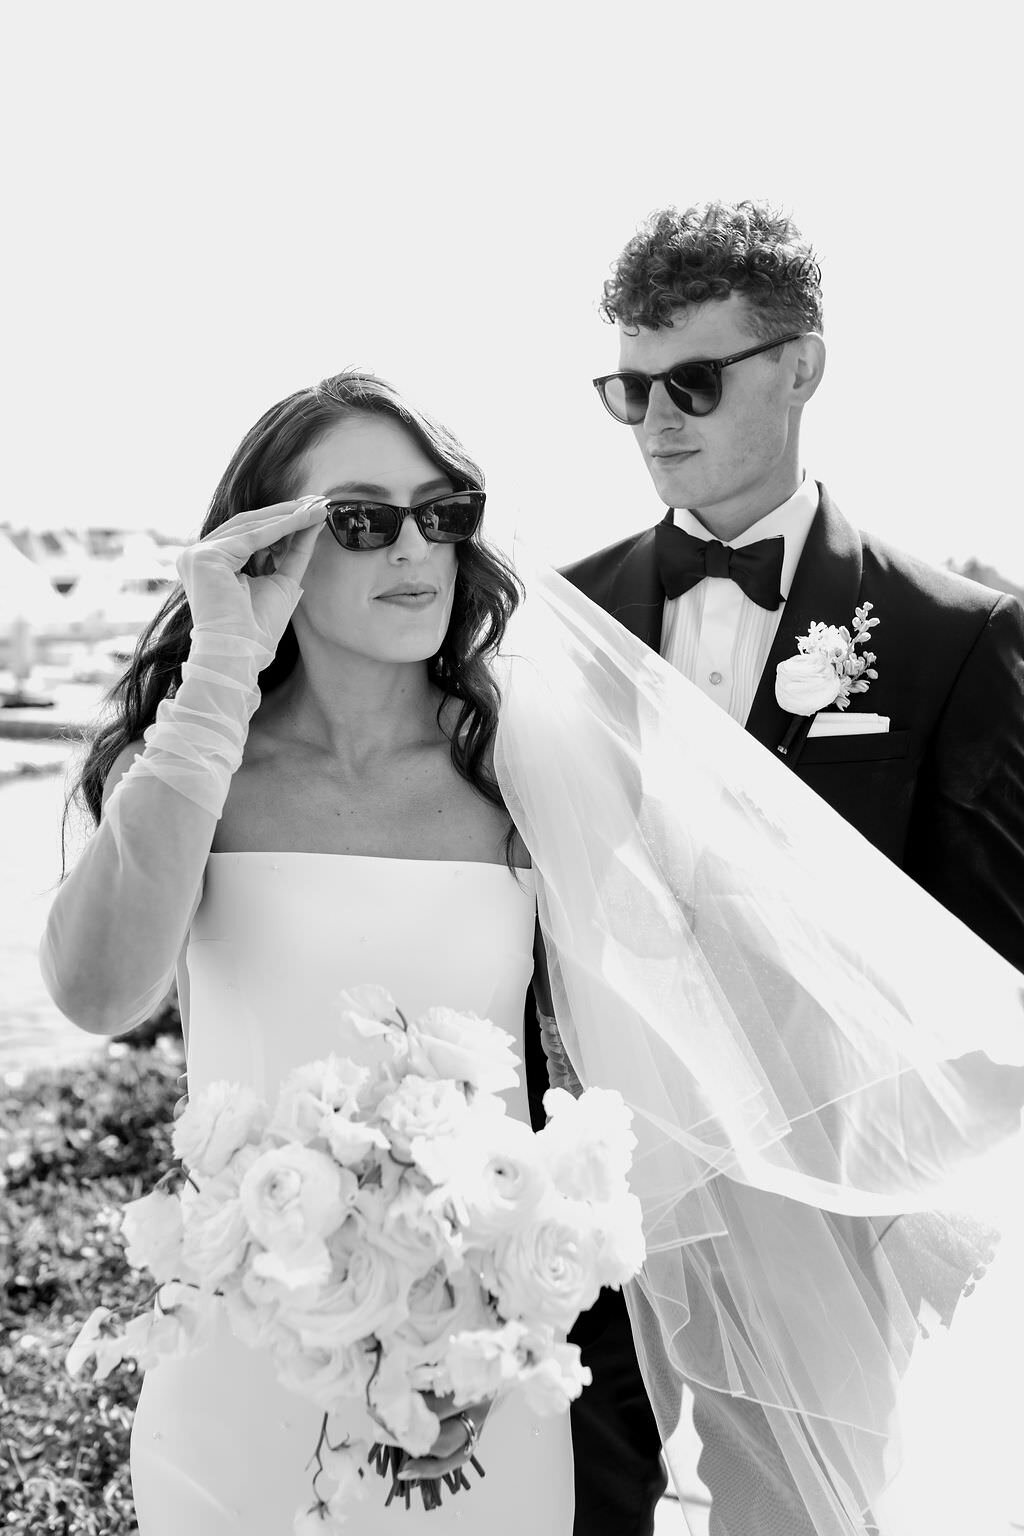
[323,491,485,551]
[592,334,807,424]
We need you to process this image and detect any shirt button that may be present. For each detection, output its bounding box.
[708,670,724,686]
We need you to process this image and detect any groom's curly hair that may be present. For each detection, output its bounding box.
[67,370,523,866]
[601,200,823,342]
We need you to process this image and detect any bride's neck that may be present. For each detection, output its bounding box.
[256,641,445,767]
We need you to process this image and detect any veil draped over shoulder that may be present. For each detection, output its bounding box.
[493,555,1024,1536]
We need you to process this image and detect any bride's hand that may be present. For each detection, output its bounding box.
[394,1391,492,1481]
[176,496,330,651]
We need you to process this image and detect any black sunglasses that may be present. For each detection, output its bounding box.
[322,490,485,551]
[592,334,807,424]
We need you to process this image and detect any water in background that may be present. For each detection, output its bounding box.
[0,750,104,1077]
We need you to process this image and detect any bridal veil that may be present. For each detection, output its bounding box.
[494,556,1024,1536]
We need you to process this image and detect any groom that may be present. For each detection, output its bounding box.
[549,199,1024,1535]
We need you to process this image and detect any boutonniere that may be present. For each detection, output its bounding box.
[776,603,879,756]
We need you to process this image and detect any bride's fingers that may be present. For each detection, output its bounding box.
[272,516,328,584]
[186,498,328,569]
[396,1405,488,1481]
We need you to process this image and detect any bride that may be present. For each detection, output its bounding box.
[42,371,569,1533]
[43,369,1024,1535]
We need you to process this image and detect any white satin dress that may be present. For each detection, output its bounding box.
[129,853,574,1535]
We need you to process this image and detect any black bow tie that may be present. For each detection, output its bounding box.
[654,520,785,610]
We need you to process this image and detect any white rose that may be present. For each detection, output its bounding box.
[518,1341,592,1416]
[120,1188,186,1282]
[271,1333,376,1409]
[377,1075,469,1164]
[407,1006,520,1094]
[282,1225,409,1351]
[240,1145,355,1265]
[537,1087,636,1205]
[172,1081,266,1176]
[774,651,842,715]
[270,1055,371,1147]
[488,1196,602,1331]
[446,1319,527,1405]
[371,1174,462,1276]
[181,1146,261,1288]
[396,1264,491,1365]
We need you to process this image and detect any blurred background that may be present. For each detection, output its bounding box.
[3,0,1021,1073]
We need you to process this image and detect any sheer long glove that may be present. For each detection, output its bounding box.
[39,497,329,1034]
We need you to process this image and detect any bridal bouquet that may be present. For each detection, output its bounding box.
[66,986,645,1531]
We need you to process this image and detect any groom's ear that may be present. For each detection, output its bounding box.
[789,333,826,407]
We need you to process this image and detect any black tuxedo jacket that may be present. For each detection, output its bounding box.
[558,482,1024,974]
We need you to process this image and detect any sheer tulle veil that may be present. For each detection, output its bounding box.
[493,552,1024,1535]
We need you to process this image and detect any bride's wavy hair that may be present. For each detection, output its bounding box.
[69,370,523,860]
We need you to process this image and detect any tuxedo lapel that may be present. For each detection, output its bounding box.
[744,485,865,750]
[603,520,666,651]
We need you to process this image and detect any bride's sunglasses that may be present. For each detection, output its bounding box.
[592,334,806,424]
[322,491,485,551]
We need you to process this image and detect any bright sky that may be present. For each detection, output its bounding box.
[4,1,1021,580]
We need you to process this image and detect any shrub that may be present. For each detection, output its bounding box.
[1,1040,184,1534]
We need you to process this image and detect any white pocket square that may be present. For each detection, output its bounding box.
[808,712,890,738]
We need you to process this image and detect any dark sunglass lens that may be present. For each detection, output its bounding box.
[419,494,482,543]
[327,504,398,549]
[601,375,650,424]
[667,364,719,417]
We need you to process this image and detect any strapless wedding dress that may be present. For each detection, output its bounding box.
[130,853,574,1535]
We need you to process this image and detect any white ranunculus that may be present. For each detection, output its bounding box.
[775,651,842,715]
[455,1112,551,1243]
[407,1007,520,1094]
[518,1341,592,1416]
[171,1080,267,1177]
[120,1188,186,1281]
[537,1087,636,1205]
[377,1074,469,1163]
[488,1197,602,1331]
[240,1145,356,1254]
[270,1055,371,1147]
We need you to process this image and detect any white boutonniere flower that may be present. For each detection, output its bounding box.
[776,602,879,716]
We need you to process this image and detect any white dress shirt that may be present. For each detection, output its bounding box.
[659,475,820,725]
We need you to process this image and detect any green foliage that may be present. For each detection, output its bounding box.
[1,1040,184,1534]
